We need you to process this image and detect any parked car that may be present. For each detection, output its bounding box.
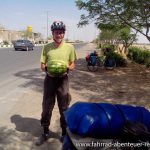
[14,39,34,51]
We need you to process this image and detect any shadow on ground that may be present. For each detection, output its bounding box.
[10,114,60,139]
[0,123,61,150]
[14,68,44,93]
[0,115,61,150]
[14,58,150,108]
[70,58,150,108]
[10,114,41,137]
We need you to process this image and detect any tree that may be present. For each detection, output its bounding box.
[76,0,150,41]
[118,27,138,52]
[98,29,117,44]
[97,22,137,51]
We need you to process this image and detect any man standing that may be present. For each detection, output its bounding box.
[36,21,77,145]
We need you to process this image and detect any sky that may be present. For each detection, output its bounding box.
[0,0,149,43]
[0,0,99,42]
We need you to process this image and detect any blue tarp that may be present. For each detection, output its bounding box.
[64,102,150,138]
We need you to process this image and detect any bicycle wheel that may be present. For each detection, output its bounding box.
[104,58,116,70]
[87,63,98,72]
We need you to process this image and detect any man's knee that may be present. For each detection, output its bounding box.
[61,93,71,110]
[66,93,71,106]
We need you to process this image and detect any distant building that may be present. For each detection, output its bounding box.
[0,28,42,43]
[0,29,22,43]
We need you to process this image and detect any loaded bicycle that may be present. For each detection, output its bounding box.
[86,50,116,72]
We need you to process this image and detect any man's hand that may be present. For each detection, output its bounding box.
[41,63,46,71]
[68,62,75,70]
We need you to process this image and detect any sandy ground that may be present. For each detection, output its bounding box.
[0,43,150,150]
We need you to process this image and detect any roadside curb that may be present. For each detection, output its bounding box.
[0,44,45,49]
[0,42,79,49]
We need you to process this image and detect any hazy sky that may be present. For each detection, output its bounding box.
[0,0,149,43]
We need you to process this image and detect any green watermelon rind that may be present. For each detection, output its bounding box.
[47,60,67,76]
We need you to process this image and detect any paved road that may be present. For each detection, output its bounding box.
[0,42,93,150]
[0,43,86,82]
[0,46,42,119]
[0,46,42,81]
[1,43,150,150]
[0,43,88,121]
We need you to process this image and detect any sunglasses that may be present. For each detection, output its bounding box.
[53,31,65,35]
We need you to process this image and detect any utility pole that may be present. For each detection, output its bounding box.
[47,11,48,40]
[46,10,50,41]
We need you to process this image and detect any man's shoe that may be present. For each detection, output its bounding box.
[60,128,67,142]
[60,135,65,143]
[35,133,49,146]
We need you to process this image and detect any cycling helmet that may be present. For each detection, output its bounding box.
[51,21,66,31]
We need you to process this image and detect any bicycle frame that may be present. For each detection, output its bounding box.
[86,56,104,72]
[86,55,116,72]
